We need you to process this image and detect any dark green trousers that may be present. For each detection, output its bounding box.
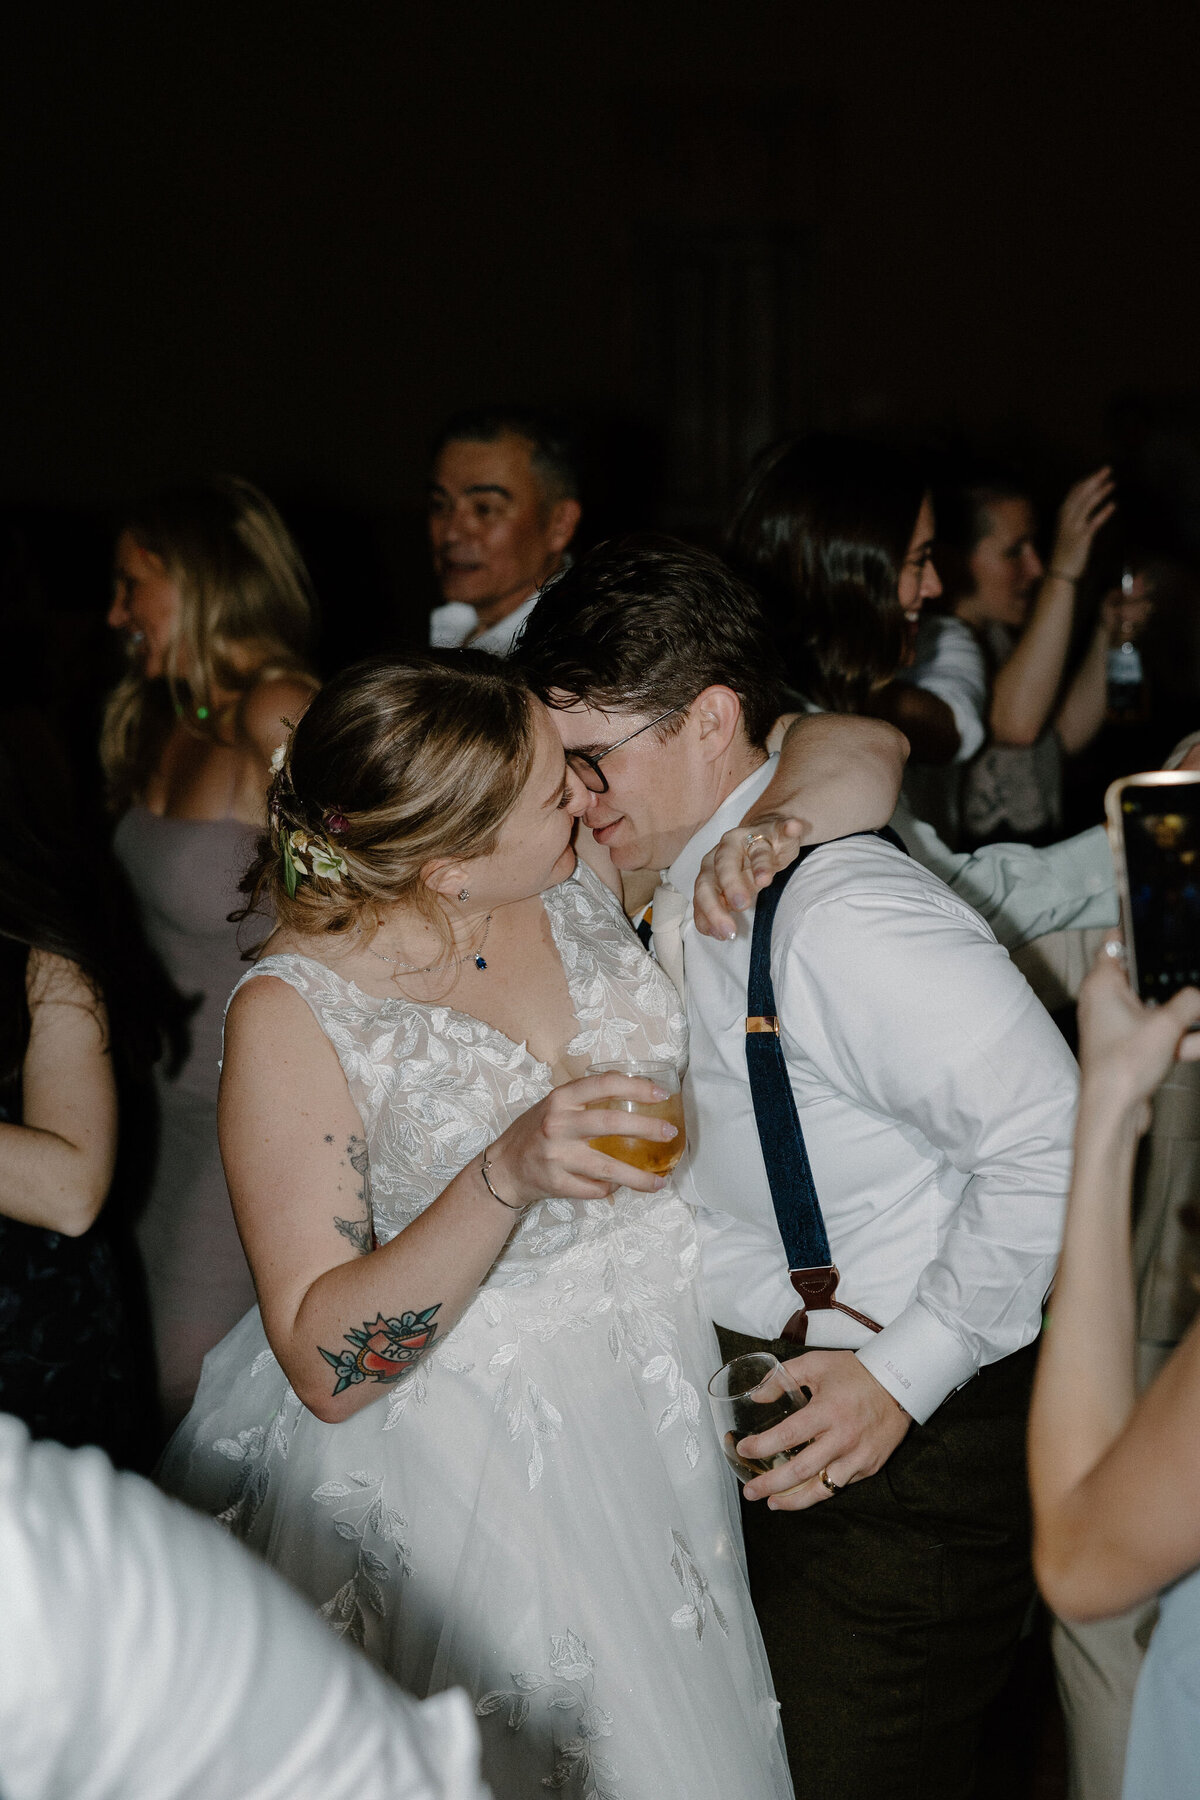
[726,1334,1037,1800]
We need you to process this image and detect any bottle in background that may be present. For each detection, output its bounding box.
[1106,567,1150,724]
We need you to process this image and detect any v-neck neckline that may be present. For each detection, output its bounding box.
[260,876,586,1083]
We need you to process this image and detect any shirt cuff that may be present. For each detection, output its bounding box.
[855,1301,980,1424]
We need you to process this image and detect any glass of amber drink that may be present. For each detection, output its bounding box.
[585,1060,685,1176]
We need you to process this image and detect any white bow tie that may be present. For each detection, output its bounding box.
[650,880,689,998]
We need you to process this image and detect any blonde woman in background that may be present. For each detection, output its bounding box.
[105,475,317,1427]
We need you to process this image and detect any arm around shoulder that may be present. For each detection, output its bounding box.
[760,713,908,838]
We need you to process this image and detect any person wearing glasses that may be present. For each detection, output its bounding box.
[160,652,903,1800]
[516,528,1079,1800]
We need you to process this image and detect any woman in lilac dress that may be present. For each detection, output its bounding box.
[104,476,317,1425]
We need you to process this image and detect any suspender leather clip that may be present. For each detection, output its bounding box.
[745,1016,780,1035]
[781,1266,884,1344]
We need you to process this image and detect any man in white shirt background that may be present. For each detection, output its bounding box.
[427,406,581,656]
[517,537,1079,1800]
[0,1414,489,1800]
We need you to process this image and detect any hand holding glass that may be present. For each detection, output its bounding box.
[584,1061,685,1176]
[708,1353,810,1483]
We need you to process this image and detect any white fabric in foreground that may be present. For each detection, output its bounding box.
[0,1414,488,1800]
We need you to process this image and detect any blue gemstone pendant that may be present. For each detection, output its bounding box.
[474,955,487,971]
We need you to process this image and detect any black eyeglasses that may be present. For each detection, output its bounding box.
[565,705,685,794]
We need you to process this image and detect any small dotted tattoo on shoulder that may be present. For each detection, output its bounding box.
[324,1134,334,1143]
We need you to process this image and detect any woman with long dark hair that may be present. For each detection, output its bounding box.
[719,432,1121,954]
[105,475,317,1425]
[728,432,950,736]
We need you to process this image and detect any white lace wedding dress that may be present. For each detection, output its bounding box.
[159,862,792,1800]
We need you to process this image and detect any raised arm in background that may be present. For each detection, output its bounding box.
[987,468,1114,748]
[1030,948,1200,1623]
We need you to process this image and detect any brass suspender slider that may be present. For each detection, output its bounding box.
[745,1016,780,1035]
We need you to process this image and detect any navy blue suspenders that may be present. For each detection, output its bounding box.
[745,828,907,1345]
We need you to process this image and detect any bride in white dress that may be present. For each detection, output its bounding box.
[159,652,794,1800]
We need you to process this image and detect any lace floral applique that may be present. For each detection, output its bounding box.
[669,1530,729,1643]
[313,1469,413,1647]
[476,1629,622,1798]
[546,868,685,1071]
[487,1330,565,1489]
[381,1337,475,1430]
[604,1230,702,1468]
[213,1391,301,1535]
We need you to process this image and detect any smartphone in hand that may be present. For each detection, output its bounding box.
[1106,772,1200,1004]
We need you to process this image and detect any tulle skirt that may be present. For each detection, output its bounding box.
[160,1197,792,1800]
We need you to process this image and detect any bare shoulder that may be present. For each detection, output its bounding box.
[224,966,348,1092]
[225,965,316,1045]
[238,673,318,760]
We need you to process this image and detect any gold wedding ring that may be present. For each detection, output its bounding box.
[744,831,768,852]
[817,1467,841,1494]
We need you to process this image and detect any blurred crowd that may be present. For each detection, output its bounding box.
[3,405,1200,1800]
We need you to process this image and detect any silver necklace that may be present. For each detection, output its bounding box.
[363,913,493,978]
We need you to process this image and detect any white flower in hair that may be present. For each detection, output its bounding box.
[269,744,286,774]
[311,843,348,883]
[287,830,311,876]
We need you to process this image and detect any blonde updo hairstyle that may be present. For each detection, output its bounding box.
[101,474,316,810]
[242,652,539,951]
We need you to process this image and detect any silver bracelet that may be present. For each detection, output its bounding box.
[480,1149,524,1212]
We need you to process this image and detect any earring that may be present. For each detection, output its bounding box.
[457,889,470,903]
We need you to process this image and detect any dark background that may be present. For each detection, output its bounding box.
[4,1,1200,674]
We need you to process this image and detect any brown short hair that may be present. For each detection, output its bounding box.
[241,652,538,944]
[515,535,783,747]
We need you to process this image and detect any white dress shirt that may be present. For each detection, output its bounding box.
[903,614,989,764]
[0,1415,489,1800]
[893,804,1116,949]
[670,759,1079,1424]
[429,591,539,656]
[900,614,989,845]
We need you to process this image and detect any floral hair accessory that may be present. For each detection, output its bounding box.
[324,811,350,836]
[281,828,348,899]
